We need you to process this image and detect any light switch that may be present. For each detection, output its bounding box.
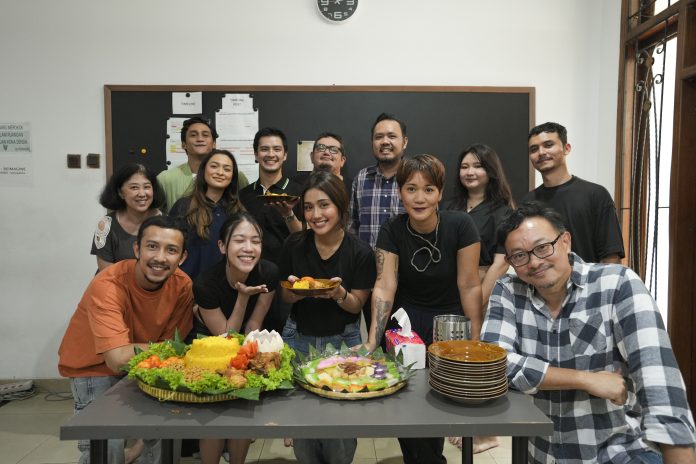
[86,153,100,168]
[67,154,81,169]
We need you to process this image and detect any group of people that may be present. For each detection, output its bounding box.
[57,113,695,464]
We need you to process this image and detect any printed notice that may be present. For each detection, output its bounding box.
[172,92,202,114]
[0,122,32,185]
[297,140,314,172]
[0,122,31,153]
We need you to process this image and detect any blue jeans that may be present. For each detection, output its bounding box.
[634,450,663,464]
[70,376,161,464]
[282,317,361,464]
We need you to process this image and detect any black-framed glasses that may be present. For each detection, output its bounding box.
[505,233,563,267]
[314,143,342,155]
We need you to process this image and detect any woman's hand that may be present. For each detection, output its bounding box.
[234,282,269,296]
[318,277,343,300]
[352,340,377,353]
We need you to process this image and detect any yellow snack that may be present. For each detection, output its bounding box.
[292,280,310,289]
[184,337,240,371]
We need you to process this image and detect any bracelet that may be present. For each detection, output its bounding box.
[335,287,349,304]
[283,213,295,224]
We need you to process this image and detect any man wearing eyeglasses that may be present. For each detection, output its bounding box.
[293,132,353,193]
[523,122,624,264]
[481,201,695,464]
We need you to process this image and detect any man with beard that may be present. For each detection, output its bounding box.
[348,113,408,248]
[58,216,193,463]
[239,127,302,333]
[522,122,624,264]
[293,132,352,193]
[482,202,695,463]
[157,116,248,212]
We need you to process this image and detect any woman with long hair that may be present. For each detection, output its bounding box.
[446,143,513,307]
[279,171,376,464]
[194,212,277,464]
[91,163,164,272]
[169,149,244,279]
[445,143,514,454]
[366,154,482,464]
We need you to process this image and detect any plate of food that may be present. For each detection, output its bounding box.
[257,192,299,204]
[280,277,339,296]
[126,329,294,402]
[293,344,414,400]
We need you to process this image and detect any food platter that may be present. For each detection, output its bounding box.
[126,330,294,403]
[280,278,339,296]
[298,379,408,400]
[293,344,413,401]
[257,193,299,204]
[137,381,239,403]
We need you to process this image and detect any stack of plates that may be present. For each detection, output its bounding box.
[427,340,508,404]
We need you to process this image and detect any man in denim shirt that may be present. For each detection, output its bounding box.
[482,202,695,464]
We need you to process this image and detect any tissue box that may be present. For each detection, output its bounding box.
[384,329,426,369]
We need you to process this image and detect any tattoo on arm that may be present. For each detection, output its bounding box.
[375,249,385,281]
[374,297,393,346]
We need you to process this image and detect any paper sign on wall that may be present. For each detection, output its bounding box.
[172,92,202,114]
[0,122,31,153]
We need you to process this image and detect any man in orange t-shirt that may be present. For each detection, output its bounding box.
[58,216,193,463]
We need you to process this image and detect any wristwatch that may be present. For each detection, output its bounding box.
[283,213,295,224]
[335,288,348,304]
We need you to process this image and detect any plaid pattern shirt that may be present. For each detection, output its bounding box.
[482,253,695,464]
[348,164,404,248]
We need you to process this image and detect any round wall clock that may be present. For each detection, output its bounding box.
[317,0,358,23]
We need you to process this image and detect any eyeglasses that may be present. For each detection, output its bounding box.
[314,143,342,155]
[505,233,563,267]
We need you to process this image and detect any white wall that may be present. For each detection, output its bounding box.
[0,0,621,379]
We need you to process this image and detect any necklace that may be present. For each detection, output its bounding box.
[406,215,441,272]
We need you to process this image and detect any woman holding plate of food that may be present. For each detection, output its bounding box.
[193,211,277,464]
[365,154,482,464]
[279,171,376,464]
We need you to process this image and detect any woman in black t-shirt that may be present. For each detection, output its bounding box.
[193,211,276,464]
[445,146,513,453]
[279,171,376,464]
[366,154,482,464]
[446,143,513,307]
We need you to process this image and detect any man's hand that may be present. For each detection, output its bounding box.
[268,199,299,217]
[584,371,627,405]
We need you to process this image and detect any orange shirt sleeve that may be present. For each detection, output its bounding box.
[85,277,132,354]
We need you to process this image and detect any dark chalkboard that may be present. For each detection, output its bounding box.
[105,85,535,203]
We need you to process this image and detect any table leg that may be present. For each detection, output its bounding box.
[511,437,528,464]
[461,437,473,464]
[89,439,107,464]
[162,439,174,464]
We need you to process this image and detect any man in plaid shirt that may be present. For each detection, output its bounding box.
[482,202,695,463]
[348,112,408,248]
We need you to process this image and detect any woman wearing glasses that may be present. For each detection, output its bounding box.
[365,154,482,464]
[445,145,514,452]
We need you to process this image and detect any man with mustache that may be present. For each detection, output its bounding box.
[522,122,624,264]
[293,131,353,193]
[481,202,695,463]
[239,127,302,333]
[157,116,249,213]
[58,216,193,463]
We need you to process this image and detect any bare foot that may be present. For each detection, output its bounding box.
[283,438,293,447]
[447,436,462,450]
[473,436,499,454]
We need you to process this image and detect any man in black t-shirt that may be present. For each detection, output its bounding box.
[522,122,625,264]
[239,128,302,332]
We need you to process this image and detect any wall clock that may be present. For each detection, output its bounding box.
[317,0,358,23]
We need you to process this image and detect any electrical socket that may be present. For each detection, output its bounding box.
[0,380,33,394]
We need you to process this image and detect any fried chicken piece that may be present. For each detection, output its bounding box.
[248,352,281,374]
[219,367,248,388]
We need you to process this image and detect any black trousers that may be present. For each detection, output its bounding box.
[398,437,447,464]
